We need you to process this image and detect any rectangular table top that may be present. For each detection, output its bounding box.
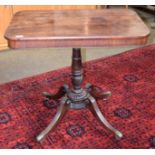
[5,9,150,49]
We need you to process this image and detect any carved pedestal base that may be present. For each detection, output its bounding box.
[36,48,123,142]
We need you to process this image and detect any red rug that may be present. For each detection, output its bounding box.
[0,45,155,149]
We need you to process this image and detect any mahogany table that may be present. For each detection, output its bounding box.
[5,9,150,142]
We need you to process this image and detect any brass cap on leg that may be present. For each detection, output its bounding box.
[36,133,45,142]
[115,130,123,140]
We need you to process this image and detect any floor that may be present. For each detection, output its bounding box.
[0,7,155,84]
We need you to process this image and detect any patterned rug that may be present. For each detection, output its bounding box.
[0,45,155,149]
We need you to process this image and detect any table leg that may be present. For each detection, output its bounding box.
[86,83,112,100]
[36,96,68,142]
[42,85,68,100]
[88,95,123,140]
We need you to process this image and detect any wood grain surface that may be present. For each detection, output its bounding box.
[5,9,150,48]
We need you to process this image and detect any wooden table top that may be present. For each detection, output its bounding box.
[5,9,150,49]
